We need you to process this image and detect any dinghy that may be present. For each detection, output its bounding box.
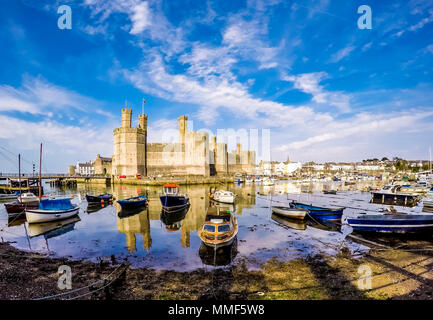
[271,213,307,230]
[199,206,238,248]
[25,198,79,224]
[117,195,147,210]
[290,201,344,222]
[347,214,433,234]
[271,206,308,220]
[85,193,113,203]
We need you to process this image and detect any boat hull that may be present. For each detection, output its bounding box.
[5,201,39,214]
[117,196,147,210]
[348,215,433,234]
[86,194,113,203]
[160,195,189,212]
[25,207,79,224]
[290,202,344,222]
[271,206,307,220]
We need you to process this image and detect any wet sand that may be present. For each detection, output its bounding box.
[2,239,433,300]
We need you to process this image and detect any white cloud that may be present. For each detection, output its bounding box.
[130,2,151,34]
[123,54,331,127]
[0,114,113,171]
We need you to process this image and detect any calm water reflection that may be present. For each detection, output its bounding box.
[0,180,426,271]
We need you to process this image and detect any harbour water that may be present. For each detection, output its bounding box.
[0,180,428,271]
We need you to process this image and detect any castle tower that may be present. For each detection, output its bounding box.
[113,108,146,176]
[139,113,148,176]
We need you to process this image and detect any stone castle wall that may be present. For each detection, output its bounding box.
[112,109,255,177]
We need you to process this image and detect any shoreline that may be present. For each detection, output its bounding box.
[2,241,433,300]
[74,176,235,186]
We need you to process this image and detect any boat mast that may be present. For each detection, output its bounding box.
[430,146,432,172]
[38,143,42,199]
[18,154,21,201]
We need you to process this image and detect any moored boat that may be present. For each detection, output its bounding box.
[25,198,79,224]
[271,206,308,220]
[289,201,344,222]
[0,192,19,201]
[323,190,337,195]
[5,200,39,215]
[18,192,40,203]
[117,195,148,210]
[159,184,189,212]
[262,177,274,186]
[86,193,113,203]
[209,189,236,204]
[198,206,238,248]
[424,198,433,208]
[347,214,433,234]
[271,213,307,230]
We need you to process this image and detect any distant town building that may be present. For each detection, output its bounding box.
[76,161,94,175]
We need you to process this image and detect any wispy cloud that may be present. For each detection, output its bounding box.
[283,72,351,113]
[329,45,355,63]
[0,76,106,115]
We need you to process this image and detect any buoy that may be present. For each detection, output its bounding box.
[101,199,104,203]
[70,194,74,199]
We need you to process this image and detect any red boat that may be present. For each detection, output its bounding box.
[4,201,39,214]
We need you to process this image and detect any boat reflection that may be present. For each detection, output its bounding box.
[271,213,341,232]
[160,205,190,231]
[198,237,238,266]
[118,206,146,219]
[86,202,111,214]
[208,200,235,214]
[271,213,306,230]
[28,216,81,238]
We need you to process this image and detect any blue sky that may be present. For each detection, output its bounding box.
[0,0,433,172]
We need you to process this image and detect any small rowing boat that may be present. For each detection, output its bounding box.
[86,193,113,203]
[117,195,148,210]
[347,214,433,234]
[25,198,79,224]
[271,206,308,220]
[290,201,344,222]
[271,213,307,230]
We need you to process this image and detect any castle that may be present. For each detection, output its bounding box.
[111,108,256,177]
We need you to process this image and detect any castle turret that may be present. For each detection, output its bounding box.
[178,115,188,145]
[121,108,132,128]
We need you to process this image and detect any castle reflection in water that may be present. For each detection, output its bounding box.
[77,183,257,252]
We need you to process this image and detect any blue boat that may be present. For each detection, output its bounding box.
[289,201,344,222]
[160,184,190,212]
[117,195,148,210]
[347,214,433,234]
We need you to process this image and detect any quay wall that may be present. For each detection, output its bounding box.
[111,176,234,186]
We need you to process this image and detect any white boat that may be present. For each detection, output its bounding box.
[271,206,307,220]
[18,192,40,203]
[424,198,433,208]
[209,190,236,204]
[262,178,274,186]
[25,198,79,224]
